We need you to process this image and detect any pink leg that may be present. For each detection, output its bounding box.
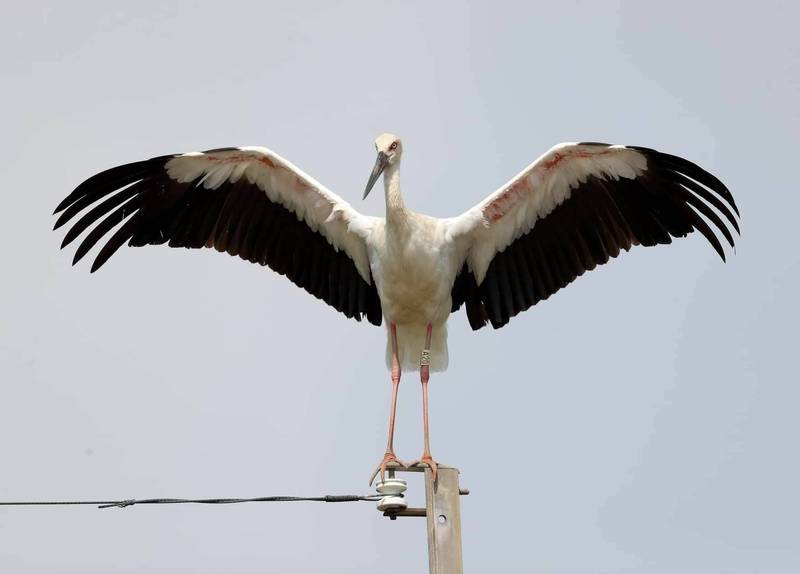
[411,324,439,481]
[369,322,406,485]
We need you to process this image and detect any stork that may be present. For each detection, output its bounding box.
[53,133,739,483]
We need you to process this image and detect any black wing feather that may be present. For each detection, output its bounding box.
[452,146,739,330]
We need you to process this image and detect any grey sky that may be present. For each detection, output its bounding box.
[1,1,798,572]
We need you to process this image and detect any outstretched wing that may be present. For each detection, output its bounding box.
[54,147,382,325]
[448,142,739,330]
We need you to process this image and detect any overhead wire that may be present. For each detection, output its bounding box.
[0,493,383,510]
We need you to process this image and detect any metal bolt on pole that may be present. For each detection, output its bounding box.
[376,463,467,574]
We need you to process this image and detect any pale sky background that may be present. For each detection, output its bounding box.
[1,1,798,572]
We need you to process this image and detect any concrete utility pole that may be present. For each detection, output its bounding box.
[377,464,467,574]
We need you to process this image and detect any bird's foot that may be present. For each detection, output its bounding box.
[369,451,406,486]
[410,454,439,482]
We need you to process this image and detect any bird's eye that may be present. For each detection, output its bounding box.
[390,141,398,151]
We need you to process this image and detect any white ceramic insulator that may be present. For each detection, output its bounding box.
[375,478,408,512]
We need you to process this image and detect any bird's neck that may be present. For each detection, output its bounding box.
[383,162,406,221]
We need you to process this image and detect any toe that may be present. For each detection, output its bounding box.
[369,453,405,486]
[411,456,438,482]
[368,466,381,486]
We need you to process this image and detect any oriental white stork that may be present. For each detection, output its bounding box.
[53,133,739,483]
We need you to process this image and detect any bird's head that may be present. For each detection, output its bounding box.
[363,133,402,200]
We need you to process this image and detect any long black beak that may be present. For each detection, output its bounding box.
[363,152,388,200]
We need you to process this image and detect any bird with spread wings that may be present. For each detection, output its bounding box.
[54,134,739,482]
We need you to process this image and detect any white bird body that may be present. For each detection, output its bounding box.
[367,211,464,372]
[53,131,739,482]
[356,142,465,371]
